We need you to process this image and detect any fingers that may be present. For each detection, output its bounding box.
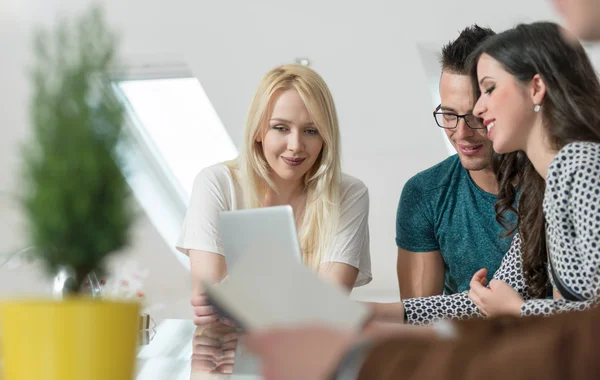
[470,267,492,296]
[471,268,488,285]
[220,348,237,359]
[489,279,507,290]
[468,290,482,310]
[469,279,491,301]
[468,289,480,305]
[191,295,219,326]
[194,305,217,316]
[221,331,241,343]
[193,344,225,358]
[190,357,219,372]
[191,294,239,328]
[469,277,485,293]
[218,317,239,328]
[200,326,238,341]
[193,335,221,347]
[193,314,219,326]
[194,305,217,317]
[190,355,233,375]
[193,314,238,328]
[468,290,488,316]
[192,304,221,326]
[191,295,208,306]
[215,363,234,374]
[220,339,238,351]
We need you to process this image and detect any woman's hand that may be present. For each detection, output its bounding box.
[191,294,219,326]
[191,325,240,374]
[469,269,524,317]
[191,294,238,327]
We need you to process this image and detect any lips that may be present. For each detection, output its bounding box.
[483,119,495,129]
[483,120,496,139]
[282,157,306,166]
[457,144,484,156]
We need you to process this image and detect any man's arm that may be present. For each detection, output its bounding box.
[397,247,445,299]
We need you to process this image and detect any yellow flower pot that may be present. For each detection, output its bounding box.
[0,298,140,380]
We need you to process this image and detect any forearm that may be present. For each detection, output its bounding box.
[521,297,599,317]
[318,262,358,291]
[371,287,483,327]
[403,292,483,325]
[189,250,227,296]
[366,301,406,322]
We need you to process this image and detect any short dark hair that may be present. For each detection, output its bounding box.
[441,25,495,74]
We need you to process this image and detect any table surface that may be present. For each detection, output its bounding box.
[136,319,262,380]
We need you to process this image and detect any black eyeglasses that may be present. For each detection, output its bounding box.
[433,104,485,130]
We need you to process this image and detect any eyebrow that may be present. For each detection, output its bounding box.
[439,106,457,113]
[270,118,316,126]
[479,76,493,86]
[440,106,473,114]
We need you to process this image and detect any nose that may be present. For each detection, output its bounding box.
[473,94,486,119]
[287,130,304,152]
[453,117,475,139]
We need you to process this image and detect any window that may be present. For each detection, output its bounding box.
[115,77,238,202]
[112,73,238,268]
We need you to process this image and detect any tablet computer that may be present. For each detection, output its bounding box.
[218,205,302,271]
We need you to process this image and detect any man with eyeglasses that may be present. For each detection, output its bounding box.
[395,25,517,302]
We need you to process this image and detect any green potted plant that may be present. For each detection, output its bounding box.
[0,7,140,380]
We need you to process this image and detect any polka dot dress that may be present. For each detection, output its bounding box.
[527,141,600,316]
[404,141,600,325]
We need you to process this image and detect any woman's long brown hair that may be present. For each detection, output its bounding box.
[473,22,600,298]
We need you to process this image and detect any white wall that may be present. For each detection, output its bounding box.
[0,0,563,317]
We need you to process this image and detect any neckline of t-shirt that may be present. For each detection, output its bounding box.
[461,164,498,201]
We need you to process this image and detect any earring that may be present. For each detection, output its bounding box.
[534,104,541,113]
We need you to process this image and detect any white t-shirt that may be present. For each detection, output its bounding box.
[176,164,372,287]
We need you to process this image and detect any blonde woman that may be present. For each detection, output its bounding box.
[176,64,372,326]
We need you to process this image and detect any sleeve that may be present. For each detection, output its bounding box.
[175,167,230,256]
[395,176,439,252]
[404,234,530,325]
[520,145,600,316]
[521,290,600,317]
[322,177,372,287]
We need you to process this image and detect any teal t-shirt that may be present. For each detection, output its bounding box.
[396,155,517,295]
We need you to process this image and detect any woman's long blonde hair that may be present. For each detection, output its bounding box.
[226,64,342,270]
